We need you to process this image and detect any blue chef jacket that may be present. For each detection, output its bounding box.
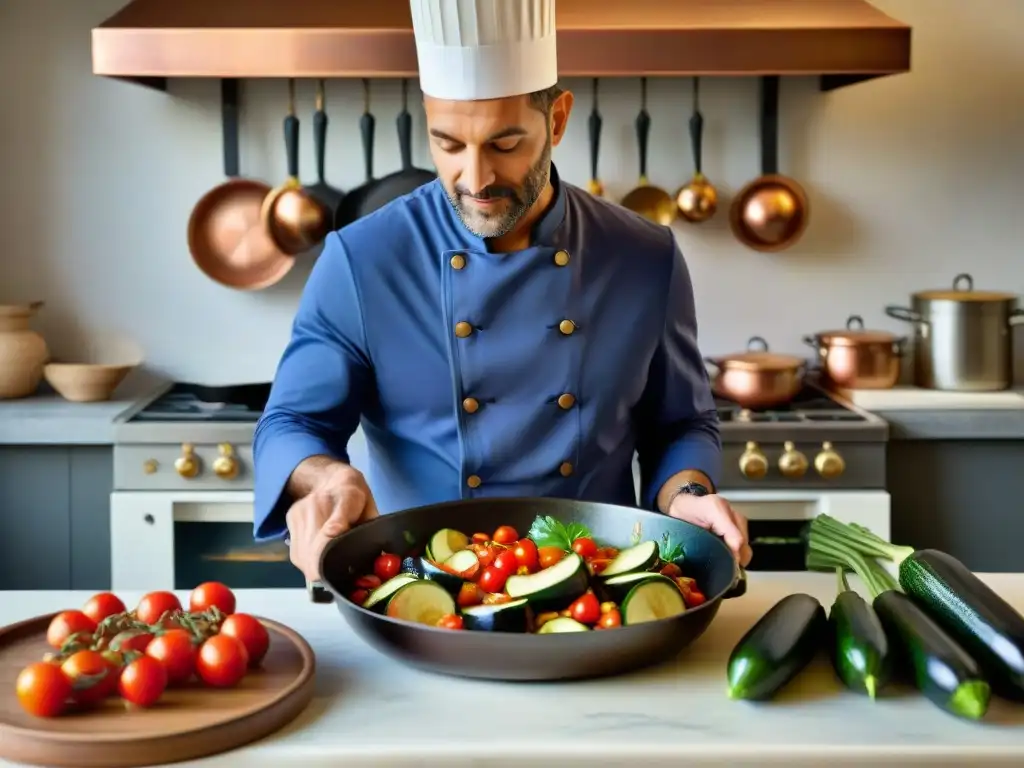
[252,165,721,541]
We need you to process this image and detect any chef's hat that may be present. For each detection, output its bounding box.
[410,0,558,101]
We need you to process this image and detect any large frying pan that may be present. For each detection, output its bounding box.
[356,79,437,216]
[316,497,746,682]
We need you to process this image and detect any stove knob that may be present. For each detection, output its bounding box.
[739,441,768,480]
[174,443,200,479]
[142,459,158,475]
[814,441,845,479]
[213,443,239,480]
[778,441,808,479]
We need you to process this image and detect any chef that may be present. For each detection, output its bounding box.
[253,0,752,582]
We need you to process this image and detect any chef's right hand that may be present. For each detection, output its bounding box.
[285,463,379,582]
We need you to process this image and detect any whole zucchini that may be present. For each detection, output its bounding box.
[899,548,1024,701]
[829,569,891,698]
[874,590,990,720]
[727,593,826,701]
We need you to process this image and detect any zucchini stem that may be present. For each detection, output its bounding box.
[837,566,851,594]
[806,529,888,600]
[809,515,915,565]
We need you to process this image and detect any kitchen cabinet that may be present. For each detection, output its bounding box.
[888,439,1024,572]
[0,446,113,591]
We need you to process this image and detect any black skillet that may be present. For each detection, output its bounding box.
[316,497,747,682]
[303,79,345,227]
[334,79,377,229]
[355,78,437,216]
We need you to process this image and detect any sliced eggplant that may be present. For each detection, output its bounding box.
[427,528,469,563]
[505,552,589,612]
[600,571,663,603]
[362,573,418,613]
[400,556,423,577]
[385,580,456,626]
[620,575,687,625]
[599,540,660,578]
[537,616,590,634]
[461,598,531,633]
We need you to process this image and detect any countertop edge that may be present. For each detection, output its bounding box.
[872,408,1024,440]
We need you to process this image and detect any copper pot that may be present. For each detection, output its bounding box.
[704,336,807,410]
[803,315,905,390]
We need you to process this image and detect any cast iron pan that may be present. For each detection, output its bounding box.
[317,497,747,682]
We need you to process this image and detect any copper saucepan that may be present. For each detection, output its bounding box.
[729,76,809,253]
[262,79,331,255]
[804,315,906,391]
[705,336,807,410]
[187,80,294,291]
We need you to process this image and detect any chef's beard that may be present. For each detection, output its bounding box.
[445,133,552,239]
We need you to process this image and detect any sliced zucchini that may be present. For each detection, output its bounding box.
[621,575,687,625]
[600,571,663,604]
[537,616,590,634]
[418,558,465,596]
[362,573,418,613]
[428,528,469,563]
[385,580,456,626]
[461,598,531,633]
[505,552,589,612]
[599,540,660,578]
[443,549,479,575]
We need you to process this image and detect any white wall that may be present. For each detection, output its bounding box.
[2,0,1022,385]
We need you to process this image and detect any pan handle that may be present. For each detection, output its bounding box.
[285,533,336,603]
[360,79,376,182]
[722,565,747,600]
[689,77,703,176]
[759,76,780,177]
[283,79,300,183]
[588,79,602,182]
[397,79,413,172]
[313,80,328,184]
[635,77,651,184]
[221,79,241,179]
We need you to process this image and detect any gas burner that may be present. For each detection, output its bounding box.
[713,385,868,424]
[131,382,272,423]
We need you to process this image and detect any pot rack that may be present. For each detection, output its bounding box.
[92,0,912,94]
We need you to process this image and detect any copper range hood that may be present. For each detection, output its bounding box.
[92,0,911,92]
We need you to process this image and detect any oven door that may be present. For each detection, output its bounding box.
[110,491,303,591]
[719,489,891,572]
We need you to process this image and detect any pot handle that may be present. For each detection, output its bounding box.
[893,336,910,355]
[953,273,974,292]
[722,565,748,600]
[801,334,822,354]
[1009,308,1024,327]
[703,356,720,372]
[747,335,769,352]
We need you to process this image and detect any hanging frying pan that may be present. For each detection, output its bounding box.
[620,78,676,226]
[303,79,346,229]
[334,79,378,229]
[187,79,294,291]
[356,79,438,216]
[261,79,332,255]
[729,76,809,252]
[586,78,604,197]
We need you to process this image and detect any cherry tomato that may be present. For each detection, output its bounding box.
[110,629,154,655]
[513,539,539,572]
[571,537,598,559]
[471,532,490,544]
[588,558,613,576]
[456,582,485,608]
[189,582,236,615]
[598,608,622,629]
[492,525,519,545]
[470,543,498,569]
[478,565,510,593]
[220,613,271,668]
[16,661,71,718]
[61,650,115,705]
[46,610,96,649]
[82,592,127,625]
[436,614,464,630]
[119,655,167,708]
[538,546,565,569]
[349,589,370,605]
[569,593,601,625]
[146,628,196,685]
[659,562,683,578]
[354,574,382,591]
[135,591,182,626]
[196,634,249,688]
[373,552,402,582]
[493,549,518,574]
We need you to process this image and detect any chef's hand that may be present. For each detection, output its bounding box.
[669,493,752,567]
[285,462,379,582]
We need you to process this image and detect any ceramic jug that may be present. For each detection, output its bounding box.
[0,301,49,398]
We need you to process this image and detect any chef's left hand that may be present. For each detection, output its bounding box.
[669,493,752,567]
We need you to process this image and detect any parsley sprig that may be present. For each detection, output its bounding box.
[527,515,593,551]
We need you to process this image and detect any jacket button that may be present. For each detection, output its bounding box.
[558,319,576,336]
[553,250,570,267]
[455,321,473,338]
[559,462,574,477]
[557,393,576,410]
[450,254,466,270]
[463,397,480,413]
[467,475,482,489]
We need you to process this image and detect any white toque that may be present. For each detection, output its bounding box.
[409,0,558,101]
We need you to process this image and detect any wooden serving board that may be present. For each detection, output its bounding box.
[0,612,316,767]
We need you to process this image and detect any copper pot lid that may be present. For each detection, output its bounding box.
[709,336,805,371]
[913,273,1017,302]
[815,315,898,346]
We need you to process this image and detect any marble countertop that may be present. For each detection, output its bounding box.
[2,572,1023,767]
